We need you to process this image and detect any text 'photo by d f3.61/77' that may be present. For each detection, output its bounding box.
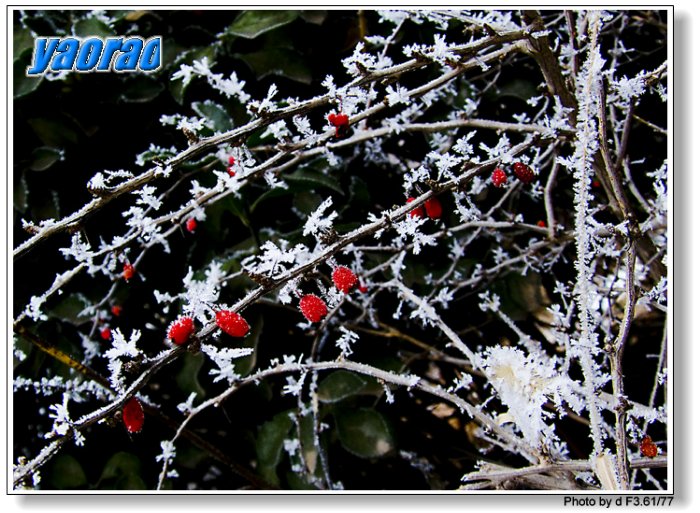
[11,8,670,495]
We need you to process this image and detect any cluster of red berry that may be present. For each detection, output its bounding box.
[406,196,443,220]
[639,435,658,458]
[490,162,536,188]
[298,265,360,323]
[327,112,350,138]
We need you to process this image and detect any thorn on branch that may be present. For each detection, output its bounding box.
[187,338,202,354]
[182,128,200,146]
[123,353,146,375]
[483,24,498,37]
[244,270,276,289]
[22,222,40,235]
[319,228,340,245]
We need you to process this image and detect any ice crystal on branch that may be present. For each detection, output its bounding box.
[303,197,338,238]
[480,346,577,448]
[201,344,254,384]
[242,240,310,277]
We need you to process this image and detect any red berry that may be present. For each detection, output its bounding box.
[407,197,425,218]
[228,156,235,166]
[122,397,144,433]
[227,167,236,177]
[168,316,195,346]
[332,266,358,294]
[328,112,349,138]
[424,197,443,220]
[123,262,135,281]
[186,218,197,233]
[215,310,250,338]
[358,284,369,293]
[592,179,601,188]
[299,294,328,323]
[537,220,546,228]
[491,168,507,187]
[333,113,349,126]
[513,162,536,184]
[640,436,658,458]
[111,305,122,317]
[100,327,112,341]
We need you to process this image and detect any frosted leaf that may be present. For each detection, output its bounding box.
[282,372,307,397]
[342,42,378,76]
[180,263,224,324]
[335,326,360,358]
[260,119,291,141]
[386,84,411,106]
[177,392,198,415]
[242,240,310,277]
[201,344,253,384]
[426,34,458,64]
[156,440,177,464]
[45,393,72,439]
[105,329,142,361]
[392,216,437,255]
[432,287,455,309]
[303,197,338,237]
[480,346,569,447]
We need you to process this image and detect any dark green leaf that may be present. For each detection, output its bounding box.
[49,454,87,489]
[176,352,206,400]
[336,408,394,458]
[287,168,344,195]
[286,470,318,490]
[347,176,371,210]
[228,10,299,39]
[168,46,217,104]
[293,191,323,215]
[256,410,294,487]
[498,78,539,102]
[493,271,550,321]
[239,48,312,84]
[250,187,292,213]
[98,452,145,490]
[29,146,63,172]
[299,10,328,25]
[14,56,42,99]
[192,100,233,133]
[14,25,35,62]
[47,293,91,326]
[14,172,28,212]
[121,76,164,103]
[317,370,367,403]
[232,315,263,376]
[99,452,141,481]
[27,118,79,147]
[73,18,114,38]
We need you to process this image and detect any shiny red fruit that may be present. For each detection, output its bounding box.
[100,327,112,340]
[123,263,135,281]
[123,397,144,433]
[513,162,535,184]
[424,197,443,220]
[168,316,195,345]
[186,218,197,233]
[640,436,658,458]
[215,310,250,338]
[491,168,507,187]
[299,294,328,323]
[407,197,425,218]
[332,266,358,294]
